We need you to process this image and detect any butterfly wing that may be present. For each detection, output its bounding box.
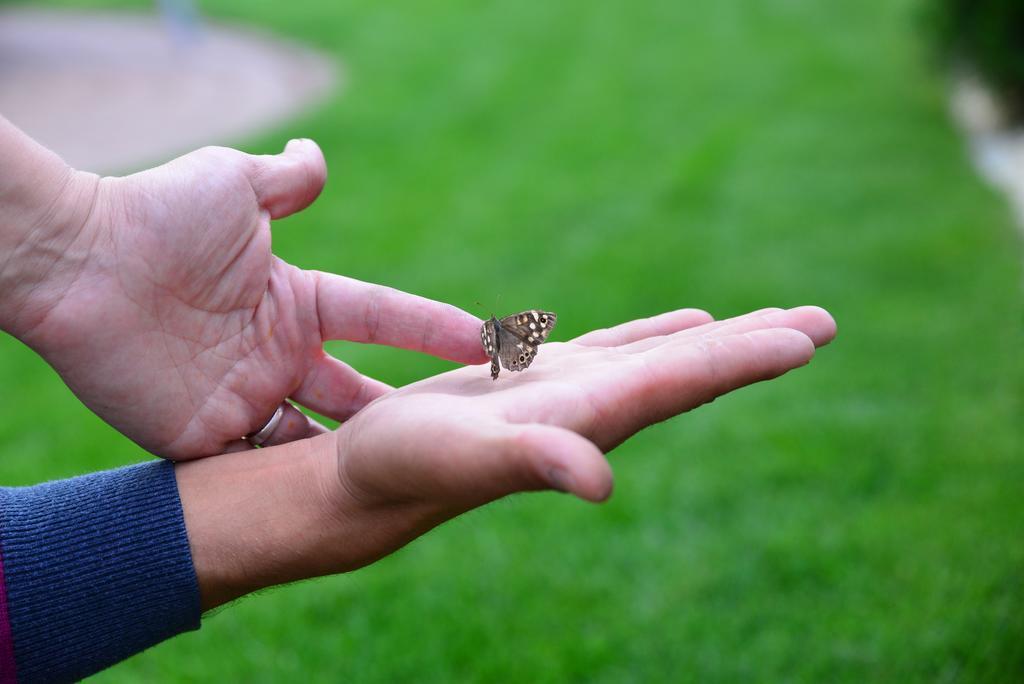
[497,330,538,374]
[496,310,557,375]
[498,310,557,344]
[481,318,500,379]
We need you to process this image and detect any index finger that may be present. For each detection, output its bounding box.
[313,271,489,364]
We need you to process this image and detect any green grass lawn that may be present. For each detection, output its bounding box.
[2,0,1023,680]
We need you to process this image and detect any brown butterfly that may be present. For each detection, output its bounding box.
[480,310,557,379]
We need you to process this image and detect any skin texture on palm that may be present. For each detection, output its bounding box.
[2,136,487,459]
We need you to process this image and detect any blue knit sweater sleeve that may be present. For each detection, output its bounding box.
[0,460,201,683]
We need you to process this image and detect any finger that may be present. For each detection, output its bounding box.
[468,423,613,503]
[612,307,783,352]
[620,306,835,353]
[291,353,391,423]
[511,424,613,503]
[598,307,782,353]
[247,138,327,219]
[257,402,329,448]
[572,308,714,347]
[314,272,489,364]
[578,327,819,451]
[641,328,817,421]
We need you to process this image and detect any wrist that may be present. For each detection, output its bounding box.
[176,426,453,611]
[0,117,101,336]
[176,432,356,610]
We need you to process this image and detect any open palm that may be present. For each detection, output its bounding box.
[14,141,486,459]
[326,306,836,567]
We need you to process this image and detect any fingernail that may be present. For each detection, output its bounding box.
[547,467,575,493]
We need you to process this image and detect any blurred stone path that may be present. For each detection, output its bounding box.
[0,7,337,174]
[952,74,1024,231]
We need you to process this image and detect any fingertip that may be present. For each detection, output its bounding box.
[452,311,490,365]
[516,425,613,502]
[438,316,488,365]
[750,327,817,368]
[683,308,715,324]
[250,138,327,219]
[788,305,837,347]
[575,468,614,503]
[547,457,614,503]
[285,136,321,157]
[300,138,328,194]
[572,440,615,502]
[292,138,328,182]
[667,308,715,331]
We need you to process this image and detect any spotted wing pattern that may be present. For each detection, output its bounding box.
[480,310,557,380]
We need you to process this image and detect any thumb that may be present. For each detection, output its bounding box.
[247,138,327,219]
[491,423,614,503]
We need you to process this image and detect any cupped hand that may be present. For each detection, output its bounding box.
[323,306,836,568]
[10,141,486,459]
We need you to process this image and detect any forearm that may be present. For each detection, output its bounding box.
[0,116,98,335]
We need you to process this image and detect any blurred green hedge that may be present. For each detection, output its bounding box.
[929,0,1024,118]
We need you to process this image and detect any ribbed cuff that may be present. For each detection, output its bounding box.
[0,460,200,683]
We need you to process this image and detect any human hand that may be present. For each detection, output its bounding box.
[177,305,836,607]
[330,305,836,552]
[3,138,486,459]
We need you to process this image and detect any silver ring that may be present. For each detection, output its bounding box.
[246,404,286,447]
